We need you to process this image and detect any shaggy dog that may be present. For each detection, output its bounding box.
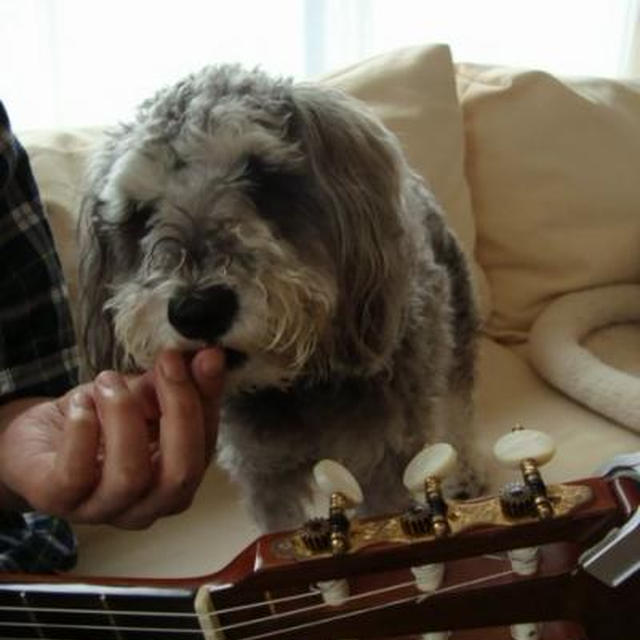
[78,64,480,532]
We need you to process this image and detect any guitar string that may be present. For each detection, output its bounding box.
[0,570,515,640]
[0,575,423,636]
[0,567,515,638]
[0,572,424,623]
[213,569,516,637]
[239,571,516,640]
[0,575,319,619]
[0,552,508,621]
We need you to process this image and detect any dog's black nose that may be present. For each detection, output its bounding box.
[168,285,238,341]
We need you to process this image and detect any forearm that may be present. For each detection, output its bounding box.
[0,396,51,511]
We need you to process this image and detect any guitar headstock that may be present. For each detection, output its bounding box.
[205,428,638,640]
[267,427,594,566]
[2,429,635,640]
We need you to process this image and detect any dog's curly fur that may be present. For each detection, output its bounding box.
[78,64,481,532]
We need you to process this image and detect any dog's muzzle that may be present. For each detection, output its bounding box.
[168,285,238,342]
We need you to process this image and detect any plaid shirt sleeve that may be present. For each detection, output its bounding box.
[0,100,78,572]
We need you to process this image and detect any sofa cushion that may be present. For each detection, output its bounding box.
[323,44,491,320]
[457,64,640,342]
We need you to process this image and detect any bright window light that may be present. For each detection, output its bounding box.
[1,0,638,130]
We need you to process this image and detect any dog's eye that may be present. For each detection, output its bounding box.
[122,200,156,233]
[244,154,273,184]
[92,199,154,232]
[129,200,156,221]
[242,154,316,241]
[244,155,302,206]
[146,237,187,273]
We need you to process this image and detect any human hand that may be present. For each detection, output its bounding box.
[0,348,225,529]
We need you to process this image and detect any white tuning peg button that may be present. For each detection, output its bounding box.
[403,444,456,640]
[493,428,556,470]
[313,459,363,506]
[311,461,361,617]
[403,443,458,495]
[511,623,541,640]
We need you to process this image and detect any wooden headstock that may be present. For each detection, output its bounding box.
[1,431,638,640]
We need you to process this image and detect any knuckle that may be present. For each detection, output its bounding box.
[110,466,150,499]
[164,491,195,516]
[168,495,194,515]
[103,393,135,414]
[164,467,202,503]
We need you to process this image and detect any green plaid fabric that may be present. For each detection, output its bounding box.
[0,512,76,572]
[0,100,78,573]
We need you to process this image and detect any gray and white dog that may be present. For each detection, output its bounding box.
[78,64,480,532]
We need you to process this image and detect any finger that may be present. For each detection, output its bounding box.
[155,351,207,507]
[72,371,152,523]
[110,351,206,528]
[50,390,101,512]
[190,347,225,462]
[191,347,226,398]
[126,370,161,422]
[125,370,162,445]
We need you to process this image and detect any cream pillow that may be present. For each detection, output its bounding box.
[323,44,491,320]
[457,64,640,342]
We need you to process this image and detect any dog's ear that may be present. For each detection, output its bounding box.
[77,130,136,378]
[77,127,155,378]
[290,86,412,375]
[77,191,121,379]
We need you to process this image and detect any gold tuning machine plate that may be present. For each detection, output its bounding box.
[281,482,592,560]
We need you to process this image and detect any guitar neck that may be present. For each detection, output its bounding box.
[0,580,202,639]
[0,475,637,640]
[4,545,634,640]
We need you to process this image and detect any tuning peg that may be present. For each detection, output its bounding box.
[403,443,458,495]
[311,459,363,556]
[493,428,546,639]
[493,427,555,470]
[403,443,457,539]
[313,459,363,507]
[494,427,555,519]
[402,442,457,638]
[310,460,363,612]
[510,623,541,640]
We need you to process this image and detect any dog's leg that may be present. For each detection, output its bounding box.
[356,452,413,518]
[433,388,485,500]
[241,469,312,533]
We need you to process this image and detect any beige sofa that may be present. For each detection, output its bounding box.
[19,44,639,579]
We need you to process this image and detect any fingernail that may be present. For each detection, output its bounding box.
[70,390,93,418]
[160,352,188,382]
[96,370,125,396]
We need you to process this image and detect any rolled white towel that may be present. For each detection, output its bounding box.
[529,284,640,434]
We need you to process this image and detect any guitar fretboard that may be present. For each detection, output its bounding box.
[0,582,202,639]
